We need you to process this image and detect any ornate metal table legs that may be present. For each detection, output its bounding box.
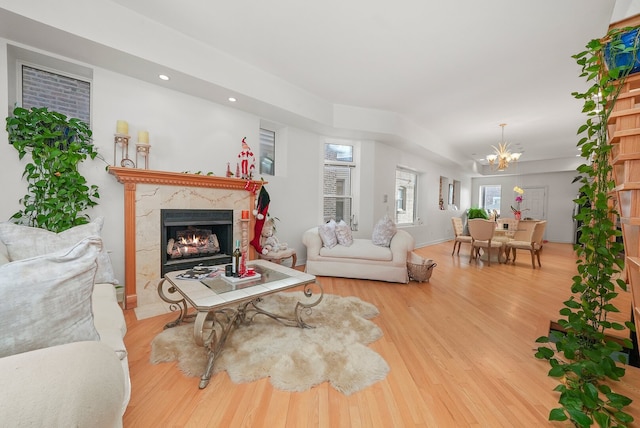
[196,281,323,389]
[157,278,195,328]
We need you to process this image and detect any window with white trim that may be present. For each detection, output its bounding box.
[395,168,417,224]
[479,184,501,214]
[323,143,356,227]
[259,128,275,175]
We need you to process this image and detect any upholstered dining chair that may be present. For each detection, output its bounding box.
[451,217,472,256]
[468,219,503,266]
[496,218,518,233]
[505,220,547,268]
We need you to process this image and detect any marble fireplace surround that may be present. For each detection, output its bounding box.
[109,167,263,313]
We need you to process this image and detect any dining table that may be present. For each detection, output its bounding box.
[479,227,516,263]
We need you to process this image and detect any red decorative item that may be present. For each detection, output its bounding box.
[237,137,256,179]
[249,186,270,254]
[244,180,258,194]
[240,251,247,276]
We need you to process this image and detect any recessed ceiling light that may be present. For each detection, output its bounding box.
[228,97,237,102]
[158,74,170,81]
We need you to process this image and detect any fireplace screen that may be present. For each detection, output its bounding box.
[161,209,233,275]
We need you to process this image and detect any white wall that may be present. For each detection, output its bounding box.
[471,171,581,243]
[372,142,474,248]
[0,38,477,285]
[0,37,582,291]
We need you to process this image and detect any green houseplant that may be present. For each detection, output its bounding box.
[467,207,489,220]
[5,106,100,233]
[534,27,638,427]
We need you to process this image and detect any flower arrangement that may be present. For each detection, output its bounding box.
[511,187,525,219]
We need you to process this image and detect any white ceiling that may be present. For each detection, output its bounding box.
[2,1,640,168]
[106,0,632,165]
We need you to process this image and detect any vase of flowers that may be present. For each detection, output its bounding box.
[511,187,524,220]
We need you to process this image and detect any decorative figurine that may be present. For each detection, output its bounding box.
[237,137,256,179]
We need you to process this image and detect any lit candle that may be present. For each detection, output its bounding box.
[116,120,128,135]
[241,210,249,219]
[138,131,149,144]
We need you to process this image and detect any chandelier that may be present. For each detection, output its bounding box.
[486,123,521,171]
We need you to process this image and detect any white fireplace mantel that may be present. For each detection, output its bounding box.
[108,167,264,309]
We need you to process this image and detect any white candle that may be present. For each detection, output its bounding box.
[138,131,149,144]
[116,120,128,134]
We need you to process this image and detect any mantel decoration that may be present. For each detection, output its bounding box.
[534,26,639,427]
[135,130,151,169]
[5,106,100,233]
[114,120,133,167]
[114,121,151,169]
[250,184,271,255]
[237,137,256,179]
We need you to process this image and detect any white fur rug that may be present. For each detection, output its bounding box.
[150,292,389,395]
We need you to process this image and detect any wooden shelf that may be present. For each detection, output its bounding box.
[108,167,263,190]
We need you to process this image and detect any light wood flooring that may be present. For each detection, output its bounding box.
[123,240,640,427]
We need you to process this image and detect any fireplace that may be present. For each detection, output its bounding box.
[161,209,233,276]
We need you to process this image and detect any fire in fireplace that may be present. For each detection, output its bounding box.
[161,209,233,276]
[168,227,220,259]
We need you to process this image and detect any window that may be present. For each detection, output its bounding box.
[395,168,417,224]
[259,128,275,175]
[448,184,454,205]
[479,185,501,214]
[20,64,91,124]
[323,143,355,226]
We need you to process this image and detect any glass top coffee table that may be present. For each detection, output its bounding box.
[157,259,322,388]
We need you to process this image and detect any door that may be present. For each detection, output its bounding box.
[521,186,547,220]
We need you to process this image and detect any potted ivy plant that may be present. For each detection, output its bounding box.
[534,27,638,427]
[5,106,100,233]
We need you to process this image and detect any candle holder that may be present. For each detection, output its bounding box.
[240,218,250,276]
[240,218,250,254]
[136,144,151,169]
[113,134,132,166]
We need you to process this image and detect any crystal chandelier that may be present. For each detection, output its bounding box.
[486,124,521,171]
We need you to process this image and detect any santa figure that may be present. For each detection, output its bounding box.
[237,137,256,179]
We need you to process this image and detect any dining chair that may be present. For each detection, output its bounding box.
[512,219,536,241]
[451,217,472,255]
[506,220,547,268]
[496,218,518,233]
[468,219,503,266]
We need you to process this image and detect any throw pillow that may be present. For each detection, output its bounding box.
[335,220,354,247]
[318,219,338,248]
[0,236,102,358]
[372,215,397,247]
[0,217,118,284]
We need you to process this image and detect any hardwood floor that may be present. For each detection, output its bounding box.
[123,241,640,427]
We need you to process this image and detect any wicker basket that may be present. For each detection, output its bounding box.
[407,252,437,283]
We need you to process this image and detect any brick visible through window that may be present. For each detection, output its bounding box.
[22,65,91,124]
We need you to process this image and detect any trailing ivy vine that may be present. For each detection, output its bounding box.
[5,106,100,233]
[534,27,638,427]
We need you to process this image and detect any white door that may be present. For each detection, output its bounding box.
[521,186,547,220]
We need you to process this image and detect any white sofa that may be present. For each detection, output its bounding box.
[302,227,415,283]
[0,229,130,427]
